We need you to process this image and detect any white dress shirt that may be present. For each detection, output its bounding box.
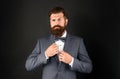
[45,31,74,67]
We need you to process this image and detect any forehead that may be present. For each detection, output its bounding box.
[50,12,64,19]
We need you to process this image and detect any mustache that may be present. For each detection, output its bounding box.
[52,25,62,29]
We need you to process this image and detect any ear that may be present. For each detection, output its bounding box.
[65,19,68,25]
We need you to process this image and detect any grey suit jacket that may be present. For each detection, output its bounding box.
[25,34,92,79]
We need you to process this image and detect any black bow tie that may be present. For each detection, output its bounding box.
[55,37,66,42]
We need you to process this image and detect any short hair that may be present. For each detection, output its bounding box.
[49,6,68,19]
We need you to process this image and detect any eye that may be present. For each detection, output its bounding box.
[51,19,55,21]
[58,18,61,21]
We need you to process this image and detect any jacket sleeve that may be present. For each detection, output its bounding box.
[70,38,92,73]
[25,40,47,71]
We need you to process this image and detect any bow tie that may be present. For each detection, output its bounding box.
[55,37,66,42]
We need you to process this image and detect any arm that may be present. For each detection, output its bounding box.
[70,39,92,73]
[25,40,47,71]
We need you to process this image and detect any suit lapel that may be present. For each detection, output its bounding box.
[47,35,55,46]
[64,34,73,52]
[49,35,55,44]
[42,35,55,53]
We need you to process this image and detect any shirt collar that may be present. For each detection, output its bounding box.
[61,30,67,38]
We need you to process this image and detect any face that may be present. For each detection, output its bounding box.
[50,12,68,37]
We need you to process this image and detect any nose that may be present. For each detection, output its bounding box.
[55,20,59,25]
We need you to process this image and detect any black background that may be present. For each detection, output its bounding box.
[1,0,120,79]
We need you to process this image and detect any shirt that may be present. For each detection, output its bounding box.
[45,31,74,67]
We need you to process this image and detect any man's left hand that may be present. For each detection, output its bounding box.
[58,51,72,64]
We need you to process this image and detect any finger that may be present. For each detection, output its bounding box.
[51,43,57,47]
[51,46,58,51]
[53,49,58,54]
[53,45,59,50]
[59,53,63,57]
[55,50,59,54]
[58,55,62,61]
[59,58,62,61]
[52,43,56,45]
[53,43,58,47]
[60,51,65,54]
[55,46,59,49]
[60,52,65,56]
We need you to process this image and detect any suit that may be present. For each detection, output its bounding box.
[25,33,92,79]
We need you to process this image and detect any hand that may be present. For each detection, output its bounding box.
[58,51,72,64]
[45,43,59,57]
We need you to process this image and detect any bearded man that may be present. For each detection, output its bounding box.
[25,6,92,79]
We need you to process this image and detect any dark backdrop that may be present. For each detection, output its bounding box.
[1,0,120,79]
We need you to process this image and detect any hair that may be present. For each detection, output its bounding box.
[49,6,68,19]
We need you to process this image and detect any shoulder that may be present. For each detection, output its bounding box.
[68,34,83,41]
[37,34,50,42]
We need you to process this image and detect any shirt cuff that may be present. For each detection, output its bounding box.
[69,57,74,67]
[45,52,49,59]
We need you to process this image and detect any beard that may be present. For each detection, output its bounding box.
[50,25,66,37]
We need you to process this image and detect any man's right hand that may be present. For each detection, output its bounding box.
[45,43,59,58]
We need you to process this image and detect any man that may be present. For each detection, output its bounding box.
[25,6,92,79]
